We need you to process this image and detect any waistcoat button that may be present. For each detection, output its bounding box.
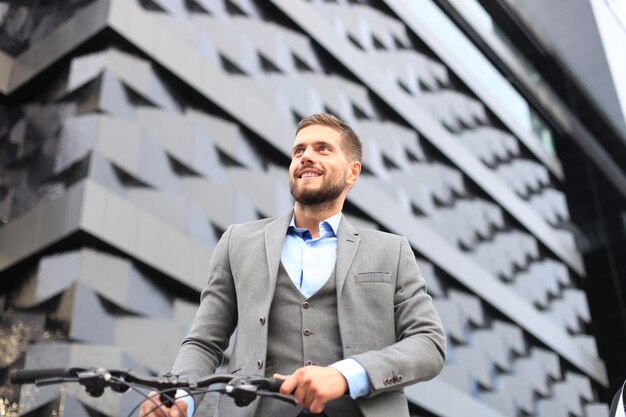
[302,302,310,309]
[305,360,313,366]
[257,360,263,369]
[303,329,311,336]
[259,316,266,325]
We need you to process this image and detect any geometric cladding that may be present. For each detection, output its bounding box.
[0,0,610,416]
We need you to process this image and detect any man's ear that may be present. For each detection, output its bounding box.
[346,161,361,185]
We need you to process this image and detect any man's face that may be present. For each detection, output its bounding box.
[289,125,359,206]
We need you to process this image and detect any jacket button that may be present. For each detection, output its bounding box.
[302,302,310,309]
[259,316,266,325]
[257,360,263,369]
[397,374,403,382]
[303,329,311,336]
[383,378,389,386]
[305,360,313,366]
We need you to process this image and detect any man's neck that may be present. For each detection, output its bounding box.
[293,202,342,238]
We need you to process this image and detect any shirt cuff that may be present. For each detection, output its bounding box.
[175,389,195,416]
[330,358,371,399]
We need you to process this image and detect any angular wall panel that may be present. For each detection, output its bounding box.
[0,0,613,416]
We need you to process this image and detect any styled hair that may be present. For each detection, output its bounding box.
[296,113,363,162]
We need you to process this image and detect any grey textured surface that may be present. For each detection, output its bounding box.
[0,0,611,416]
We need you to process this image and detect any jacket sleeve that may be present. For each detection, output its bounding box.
[350,236,446,396]
[172,224,238,381]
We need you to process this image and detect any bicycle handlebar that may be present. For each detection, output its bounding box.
[9,368,72,384]
[9,367,292,410]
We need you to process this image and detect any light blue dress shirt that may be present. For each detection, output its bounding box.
[181,213,370,415]
[176,389,194,416]
[282,213,370,400]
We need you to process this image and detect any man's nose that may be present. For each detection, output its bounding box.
[300,148,314,163]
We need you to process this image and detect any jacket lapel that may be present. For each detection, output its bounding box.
[264,211,292,303]
[336,215,360,301]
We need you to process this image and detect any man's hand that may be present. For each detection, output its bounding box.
[274,366,348,413]
[139,391,188,417]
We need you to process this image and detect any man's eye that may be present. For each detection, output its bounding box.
[320,146,330,152]
[294,149,303,156]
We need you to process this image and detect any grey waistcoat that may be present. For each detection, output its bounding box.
[255,263,362,417]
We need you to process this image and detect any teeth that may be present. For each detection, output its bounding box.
[301,172,319,178]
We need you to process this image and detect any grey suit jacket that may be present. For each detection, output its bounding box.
[172,212,445,417]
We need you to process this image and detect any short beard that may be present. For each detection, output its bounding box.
[290,178,345,206]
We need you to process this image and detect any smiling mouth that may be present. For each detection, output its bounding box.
[300,172,320,178]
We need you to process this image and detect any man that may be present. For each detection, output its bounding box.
[140,113,445,417]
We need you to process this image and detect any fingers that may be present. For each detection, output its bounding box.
[291,373,308,406]
[274,366,347,413]
[169,399,188,417]
[308,397,327,414]
[138,391,187,417]
[139,391,165,417]
[274,373,297,396]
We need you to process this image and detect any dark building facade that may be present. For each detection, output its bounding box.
[472,0,626,401]
[1,0,624,416]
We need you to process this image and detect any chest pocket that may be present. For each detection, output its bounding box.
[354,272,392,283]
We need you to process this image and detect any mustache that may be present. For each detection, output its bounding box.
[294,164,323,176]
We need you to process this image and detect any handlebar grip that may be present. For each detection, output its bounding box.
[266,377,285,392]
[10,368,69,384]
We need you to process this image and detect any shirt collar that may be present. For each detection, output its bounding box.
[288,212,342,237]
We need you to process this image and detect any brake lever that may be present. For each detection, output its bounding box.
[34,377,79,387]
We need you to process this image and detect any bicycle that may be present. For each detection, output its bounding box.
[9,367,294,416]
